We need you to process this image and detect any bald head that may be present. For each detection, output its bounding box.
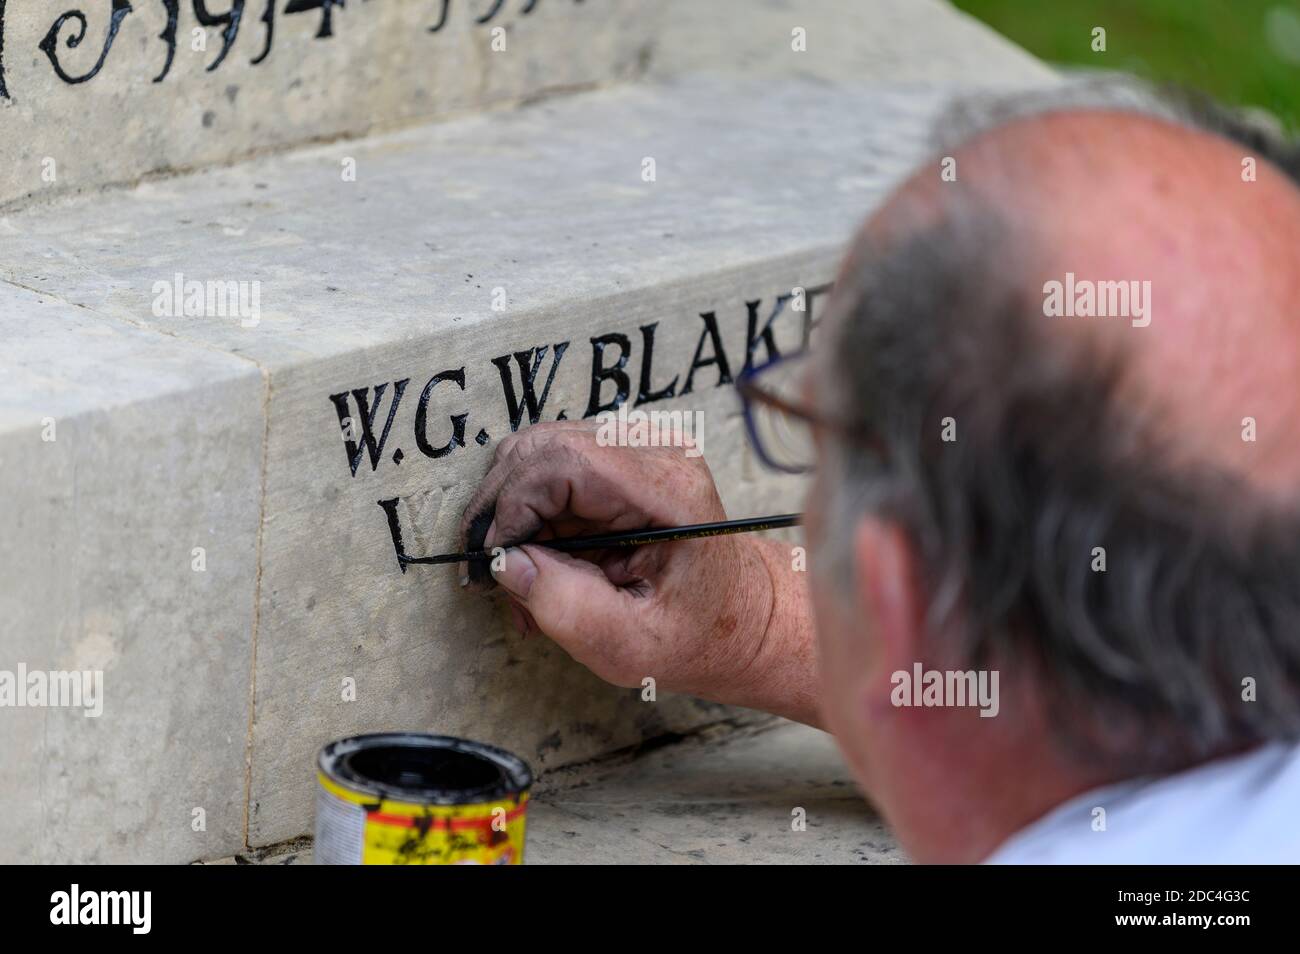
[821,81,1300,772]
[872,108,1300,496]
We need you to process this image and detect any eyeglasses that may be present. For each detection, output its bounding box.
[736,352,882,474]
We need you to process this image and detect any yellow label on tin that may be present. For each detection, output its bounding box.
[316,772,529,865]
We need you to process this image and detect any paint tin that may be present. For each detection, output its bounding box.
[315,733,533,865]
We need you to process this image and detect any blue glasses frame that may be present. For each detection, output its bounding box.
[737,352,881,474]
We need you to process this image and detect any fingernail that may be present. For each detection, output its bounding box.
[491,547,536,600]
[456,561,468,585]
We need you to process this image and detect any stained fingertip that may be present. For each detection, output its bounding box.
[465,504,496,550]
[462,504,497,587]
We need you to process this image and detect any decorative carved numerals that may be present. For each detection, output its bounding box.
[473,0,506,25]
[38,0,135,85]
[428,0,450,32]
[0,0,588,98]
[153,0,178,82]
[192,0,245,71]
[431,0,570,33]
[251,0,274,64]
[283,0,351,39]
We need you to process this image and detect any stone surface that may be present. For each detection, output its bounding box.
[208,720,905,864]
[2,77,943,848]
[1,78,941,367]
[0,0,1053,209]
[244,261,824,845]
[0,282,264,863]
[0,0,659,208]
[527,720,904,864]
[650,0,1052,88]
[0,0,1053,861]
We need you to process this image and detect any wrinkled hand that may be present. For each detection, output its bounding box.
[458,421,782,704]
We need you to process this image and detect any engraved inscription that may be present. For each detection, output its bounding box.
[345,283,834,571]
[0,0,585,99]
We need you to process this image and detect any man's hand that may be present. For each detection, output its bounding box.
[459,421,819,723]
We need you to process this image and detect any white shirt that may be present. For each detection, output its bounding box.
[984,742,1300,863]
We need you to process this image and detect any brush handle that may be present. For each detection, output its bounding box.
[542,513,802,553]
[400,513,803,565]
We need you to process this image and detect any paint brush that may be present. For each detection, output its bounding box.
[401,513,803,566]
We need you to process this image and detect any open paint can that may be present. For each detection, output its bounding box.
[315,733,533,865]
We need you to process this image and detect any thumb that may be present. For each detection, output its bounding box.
[491,545,632,647]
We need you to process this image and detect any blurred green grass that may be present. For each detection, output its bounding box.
[952,0,1300,130]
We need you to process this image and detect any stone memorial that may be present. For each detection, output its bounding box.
[0,0,1052,862]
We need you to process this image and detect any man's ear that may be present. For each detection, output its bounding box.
[853,516,924,682]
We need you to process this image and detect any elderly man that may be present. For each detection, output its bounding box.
[460,82,1300,863]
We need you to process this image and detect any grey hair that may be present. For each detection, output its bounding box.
[822,77,1300,772]
[936,73,1300,183]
